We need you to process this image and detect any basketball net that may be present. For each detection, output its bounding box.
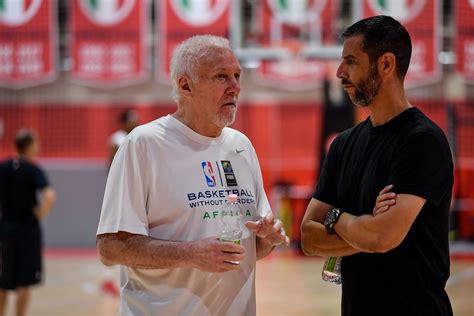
[278,39,305,58]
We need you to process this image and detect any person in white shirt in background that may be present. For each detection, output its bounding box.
[108,109,139,168]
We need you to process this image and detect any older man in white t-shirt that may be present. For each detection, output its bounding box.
[96,35,289,316]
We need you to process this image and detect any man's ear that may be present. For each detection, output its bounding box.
[379,52,396,77]
[178,76,192,96]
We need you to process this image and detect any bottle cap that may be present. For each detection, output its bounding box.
[228,194,238,203]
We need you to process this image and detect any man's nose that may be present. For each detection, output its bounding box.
[228,77,240,95]
[336,63,346,80]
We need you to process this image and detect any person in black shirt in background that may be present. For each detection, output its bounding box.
[0,129,56,316]
[301,15,454,316]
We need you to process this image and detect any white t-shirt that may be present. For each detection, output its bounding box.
[97,114,271,316]
[109,130,127,147]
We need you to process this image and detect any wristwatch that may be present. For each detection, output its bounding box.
[324,208,344,234]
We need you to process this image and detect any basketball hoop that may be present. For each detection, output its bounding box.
[278,39,306,58]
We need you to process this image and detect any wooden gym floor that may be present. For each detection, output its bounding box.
[2,246,473,316]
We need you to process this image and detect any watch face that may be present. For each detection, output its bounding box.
[324,212,330,226]
[325,209,340,227]
[329,210,337,225]
[325,208,342,234]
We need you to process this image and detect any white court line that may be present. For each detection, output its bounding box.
[446,266,474,287]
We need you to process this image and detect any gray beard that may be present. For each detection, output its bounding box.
[350,68,382,107]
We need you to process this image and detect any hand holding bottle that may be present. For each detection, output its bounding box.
[189,237,245,272]
[321,185,396,284]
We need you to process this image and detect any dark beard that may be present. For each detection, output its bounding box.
[349,65,382,107]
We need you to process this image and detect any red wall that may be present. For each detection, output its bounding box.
[2,100,474,239]
[0,102,323,190]
[1,101,472,195]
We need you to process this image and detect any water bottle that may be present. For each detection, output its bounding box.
[321,256,342,284]
[219,194,243,245]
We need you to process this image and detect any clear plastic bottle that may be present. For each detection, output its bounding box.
[219,194,244,245]
[321,256,342,284]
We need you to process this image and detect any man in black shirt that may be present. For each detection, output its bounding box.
[0,129,56,316]
[301,16,454,316]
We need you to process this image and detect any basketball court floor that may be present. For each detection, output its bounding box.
[2,245,473,316]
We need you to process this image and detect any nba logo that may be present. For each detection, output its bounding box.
[201,161,216,187]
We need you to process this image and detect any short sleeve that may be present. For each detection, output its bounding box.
[388,133,453,206]
[313,137,339,206]
[97,135,150,236]
[34,167,49,190]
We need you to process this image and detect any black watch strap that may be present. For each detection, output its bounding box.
[324,208,344,234]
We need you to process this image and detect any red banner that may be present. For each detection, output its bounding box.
[0,0,58,88]
[157,0,231,81]
[70,0,149,87]
[254,0,339,90]
[361,0,441,86]
[455,0,474,80]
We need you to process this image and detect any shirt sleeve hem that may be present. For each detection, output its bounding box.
[96,224,148,236]
[312,193,337,207]
[393,189,435,206]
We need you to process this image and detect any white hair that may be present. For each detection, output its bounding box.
[170,35,231,102]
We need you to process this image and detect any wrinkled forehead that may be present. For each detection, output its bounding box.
[197,47,241,72]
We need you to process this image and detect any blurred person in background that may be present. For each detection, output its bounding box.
[102,108,140,297]
[0,129,56,316]
[301,15,454,316]
[96,34,289,315]
[108,109,140,167]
